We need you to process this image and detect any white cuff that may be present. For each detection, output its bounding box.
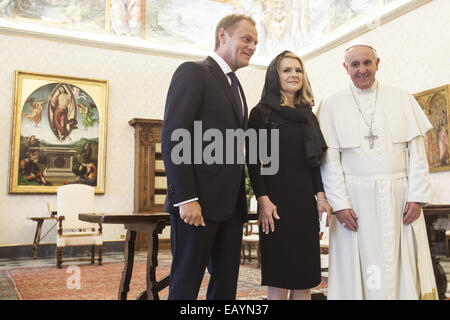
[173,198,199,207]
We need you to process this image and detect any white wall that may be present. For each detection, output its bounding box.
[0,32,265,246]
[0,0,448,248]
[305,0,450,204]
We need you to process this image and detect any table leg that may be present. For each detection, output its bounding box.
[149,227,161,300]
[31,221,44,259]
[425,217,448,299]
[137,230,156,300]
[118,230,136,300]
[137,221,170,300]
[136,226,158,300]
[432,256,448,299]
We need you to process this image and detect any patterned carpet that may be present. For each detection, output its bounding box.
[0,251,327,300]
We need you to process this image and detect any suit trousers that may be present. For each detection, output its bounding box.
[168,203,245,300]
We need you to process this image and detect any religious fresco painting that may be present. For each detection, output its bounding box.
[9,71,108,194]
[110,0,143,37]
[3,0,108,32]
[0,0,419,64]
[414,85,450,173]
[144,0,399,61]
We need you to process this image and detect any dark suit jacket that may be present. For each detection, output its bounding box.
[162,56,248,222]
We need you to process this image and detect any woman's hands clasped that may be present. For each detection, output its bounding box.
[257,195,280,234]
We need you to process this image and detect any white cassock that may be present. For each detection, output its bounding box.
[318,80,437,300]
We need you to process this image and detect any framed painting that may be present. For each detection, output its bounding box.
[9,71,109,193]
[414,84,450,173]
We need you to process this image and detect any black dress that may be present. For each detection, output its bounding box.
[247,51,327,290]
[248,105,323,290]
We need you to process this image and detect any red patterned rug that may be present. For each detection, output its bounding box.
[1,253,327,300]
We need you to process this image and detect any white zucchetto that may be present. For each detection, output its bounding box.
[345,39,375,52]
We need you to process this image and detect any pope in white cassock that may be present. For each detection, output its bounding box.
[317,40,437,300]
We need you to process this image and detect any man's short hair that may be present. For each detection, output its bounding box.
[214,14,256,50]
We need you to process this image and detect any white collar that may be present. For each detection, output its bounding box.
[210,51,233,76]
[350,80,378,95]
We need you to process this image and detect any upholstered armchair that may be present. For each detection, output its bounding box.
[241,221,260,267]
[56,184,102,268]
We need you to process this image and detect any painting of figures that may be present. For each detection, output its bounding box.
[0,1,421,64]
[9,71,108,193]
[144,0,399,62]
[415,85,450,173]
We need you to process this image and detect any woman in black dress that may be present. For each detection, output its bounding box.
[247,51,332,300]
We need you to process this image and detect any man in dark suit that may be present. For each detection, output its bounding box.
[162,14,258,300]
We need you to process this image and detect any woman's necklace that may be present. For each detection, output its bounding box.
[350,82,379,149]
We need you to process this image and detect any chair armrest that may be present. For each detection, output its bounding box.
[98,223,103,235]
[243,223,250,236]
[248,223,254,235]
[57,216,65,236]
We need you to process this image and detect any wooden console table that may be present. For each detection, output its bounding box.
[28,217,57,259]
[423,205,449,300]
[79,212,258,300]
[79,213,171,300]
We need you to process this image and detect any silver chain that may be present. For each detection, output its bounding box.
[349,82,379,130]
[350,82,379,149]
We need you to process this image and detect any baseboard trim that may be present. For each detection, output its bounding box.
[0,239,172,259]
[0,241,125,259]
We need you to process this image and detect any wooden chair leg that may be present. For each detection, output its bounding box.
[257,243,260,268]
[244,245,248,264]
[445,236,450,257]
[98,245,103,265]
[57,247,63,269]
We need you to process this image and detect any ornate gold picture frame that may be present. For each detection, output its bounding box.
[9,71,108,193]
[414,84,450,173]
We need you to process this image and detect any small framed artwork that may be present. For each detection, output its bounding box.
[9,71,108,193]
[414,84,450,173]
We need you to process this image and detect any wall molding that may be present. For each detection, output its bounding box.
[300,0,433,60]
[0,0,432,66]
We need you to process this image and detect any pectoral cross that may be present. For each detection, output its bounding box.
[365,129,378,149]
